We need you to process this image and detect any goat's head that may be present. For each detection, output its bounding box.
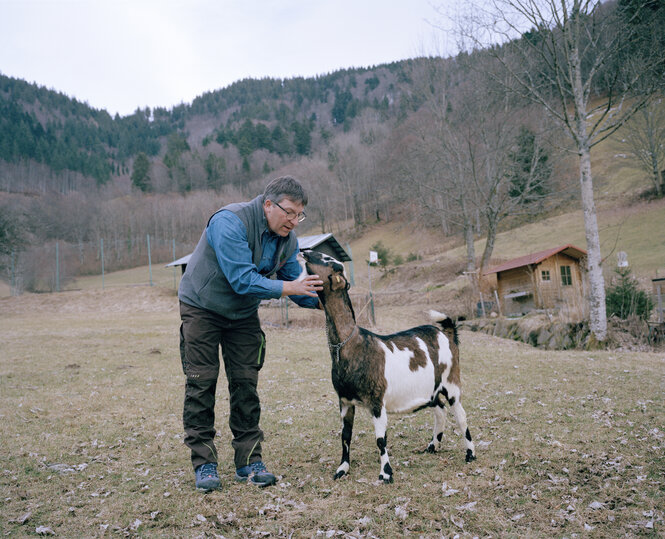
[301,250,349,293]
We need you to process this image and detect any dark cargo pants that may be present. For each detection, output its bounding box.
[179,301,266,470]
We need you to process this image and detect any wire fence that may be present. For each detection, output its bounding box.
[5,234,191,295]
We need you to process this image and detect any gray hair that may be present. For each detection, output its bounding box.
[262,176,308,206]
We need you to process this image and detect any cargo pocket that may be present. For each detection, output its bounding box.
[256,329,266,371]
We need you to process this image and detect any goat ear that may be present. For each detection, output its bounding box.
[331,273,347,290]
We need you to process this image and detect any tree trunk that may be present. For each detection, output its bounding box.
[479,213,497,276]
[463,215,476,274]
[579,146,607,342]
[651,154,663,197]
[571,36,607,343]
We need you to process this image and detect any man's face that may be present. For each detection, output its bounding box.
[264,197,305,237]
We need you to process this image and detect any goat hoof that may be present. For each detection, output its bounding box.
[379,475,394,484]
[333,471,347,480]
[465,450,476,462]
[426,444,436,454]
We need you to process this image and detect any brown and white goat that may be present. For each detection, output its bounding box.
[302,249,476,483]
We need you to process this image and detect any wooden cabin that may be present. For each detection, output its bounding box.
[484,245,587,316]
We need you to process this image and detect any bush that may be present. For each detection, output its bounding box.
[606,267,653,320]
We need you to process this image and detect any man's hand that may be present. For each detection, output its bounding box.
[282,274,323,298]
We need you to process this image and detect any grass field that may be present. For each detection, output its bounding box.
[1,285,663,537]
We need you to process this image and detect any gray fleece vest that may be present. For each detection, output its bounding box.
[178,195,298,320]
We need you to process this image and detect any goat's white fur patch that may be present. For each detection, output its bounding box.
[295,252,308,282]
[437,332,453,367]
[381,341,435,413]
[336,461,350,475]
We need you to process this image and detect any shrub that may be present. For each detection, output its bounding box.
[606,267,653,320]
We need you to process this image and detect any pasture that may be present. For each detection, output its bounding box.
[1,285,663,537]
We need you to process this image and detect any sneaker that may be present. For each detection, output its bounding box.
[234,461,277,487]
[195,463,221,492]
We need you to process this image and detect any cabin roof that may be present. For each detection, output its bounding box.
[484,244,587,275]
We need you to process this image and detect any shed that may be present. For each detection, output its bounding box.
[297,233,351,262]
[484,244,587,316]
[165,233,351,274]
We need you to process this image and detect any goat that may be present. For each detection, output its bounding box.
[301,249,476,483]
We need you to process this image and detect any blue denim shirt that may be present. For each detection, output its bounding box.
[206,210,318,308]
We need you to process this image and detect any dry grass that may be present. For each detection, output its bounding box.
[1,285,664,537]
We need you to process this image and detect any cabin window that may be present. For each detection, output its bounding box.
[561,265,572,286]
[541,270,551,281]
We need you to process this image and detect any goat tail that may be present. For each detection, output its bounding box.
[428,309,451,325]
[428,310,459,344]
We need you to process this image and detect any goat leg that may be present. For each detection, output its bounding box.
[448,396,476,462]
[427,404,447,453]
[373,407,393,483]
[334,402,355,480]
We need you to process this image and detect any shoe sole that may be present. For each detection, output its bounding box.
[196,481,221,492]
[234,474,276,488]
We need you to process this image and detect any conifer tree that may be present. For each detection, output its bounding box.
[131,152,151,192]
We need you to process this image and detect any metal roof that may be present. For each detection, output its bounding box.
[483,244,587,275]
[297,233,351,262]
[165,254,192,267]
[165,233,351,267]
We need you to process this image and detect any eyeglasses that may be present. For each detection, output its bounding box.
[274,201,307,223]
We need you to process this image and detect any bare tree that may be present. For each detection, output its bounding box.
[619,97,665,197]
[449,0,660,342]
[400,56,554,280]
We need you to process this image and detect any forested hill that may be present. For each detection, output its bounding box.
[0,60,416,192]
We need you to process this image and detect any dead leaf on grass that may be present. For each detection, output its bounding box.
[450,514,465,529]
[9,512,31,524]
[456,501,477,512]
[441,482,459,497]
[395,505,408,520]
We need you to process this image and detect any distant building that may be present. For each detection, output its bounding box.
[166,233,351,274]
[484,244,587,316]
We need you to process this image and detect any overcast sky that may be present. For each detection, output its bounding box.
[0,0,457,117]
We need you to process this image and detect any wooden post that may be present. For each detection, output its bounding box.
[55,241,60,292]
[346,242,354,286]
[172,239,177,290]
[101,238,105,289]
[147,234,153,286]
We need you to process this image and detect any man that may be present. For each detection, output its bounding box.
[178,176,323,491]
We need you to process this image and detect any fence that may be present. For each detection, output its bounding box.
[5,234,190,295]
